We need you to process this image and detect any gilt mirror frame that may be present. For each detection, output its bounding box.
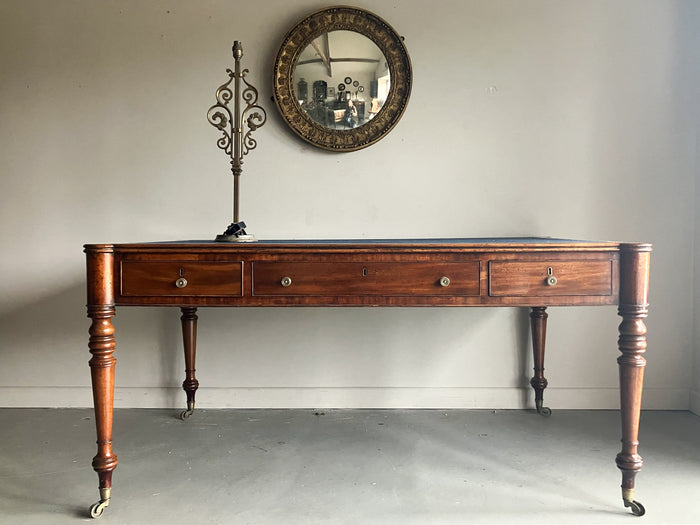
[272,6,412,152]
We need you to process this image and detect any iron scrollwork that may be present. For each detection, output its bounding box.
[207,41,266,242]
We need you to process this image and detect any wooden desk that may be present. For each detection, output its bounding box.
[84,238,651,518]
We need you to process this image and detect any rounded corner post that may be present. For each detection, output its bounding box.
[85,245,118,505]
[616,243,651,508]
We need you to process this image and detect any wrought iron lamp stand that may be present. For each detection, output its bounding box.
[207,41,266,242]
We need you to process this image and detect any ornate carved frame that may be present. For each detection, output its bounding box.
[272,6,412,152]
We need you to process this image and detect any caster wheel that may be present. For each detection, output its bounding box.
[179,409,193,420]
[89,499,109,518]
[538,406,552,417]
[624,499,646,517]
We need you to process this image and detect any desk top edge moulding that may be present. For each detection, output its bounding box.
[83,10,651,520]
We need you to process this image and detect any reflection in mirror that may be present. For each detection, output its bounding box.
[295,31,388,130]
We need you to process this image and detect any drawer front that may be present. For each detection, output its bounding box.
[252,262,480,296]
[121,261,243,297]
[489,260,613,297]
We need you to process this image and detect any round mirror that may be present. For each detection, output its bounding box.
[273,6,412,152]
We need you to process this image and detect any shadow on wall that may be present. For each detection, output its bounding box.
[516,307,535,407]
[0,282,91,390]
[0,277,537,408]
[0,281,183,407]
[187,305,535,408]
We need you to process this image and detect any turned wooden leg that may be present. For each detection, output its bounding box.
[85,246,118,518]
[530,306,551,416]
[179,307,199,420]
[616,243,651,516]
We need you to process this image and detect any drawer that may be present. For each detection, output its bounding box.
[252,262,480,296]
[488,260,613,297]
[120,261,243,297]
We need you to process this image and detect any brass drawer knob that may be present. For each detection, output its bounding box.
[546,267,557,286]
[280,276,292,287]
[439,276,451,287]
[175,277,188,288]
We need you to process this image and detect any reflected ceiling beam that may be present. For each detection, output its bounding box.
[310,34,332,77]
[330,58,380,64]
[297,58,381,66]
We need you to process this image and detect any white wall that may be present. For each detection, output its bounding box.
[694,156,700,414]
[692,3,700,416]
[1,0,697,410]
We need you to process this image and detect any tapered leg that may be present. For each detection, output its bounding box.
[616,244,651,516]
[180,307,199,420]
[530,306,551,416]
[85,247,118,518]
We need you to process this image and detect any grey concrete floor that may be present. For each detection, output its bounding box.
[0,409,699,524]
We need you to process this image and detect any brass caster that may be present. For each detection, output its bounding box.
[535,400,552,417]
[179,401,195,420]
[624,499,646,517]
[89,498,110,518]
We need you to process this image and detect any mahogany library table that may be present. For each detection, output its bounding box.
[84,238,651,517]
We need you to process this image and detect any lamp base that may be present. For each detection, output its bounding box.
[214,221,258,243]
[215,233,257,242]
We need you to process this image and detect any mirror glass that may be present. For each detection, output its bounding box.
[294,31,388,130]
[272,6,411,152]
